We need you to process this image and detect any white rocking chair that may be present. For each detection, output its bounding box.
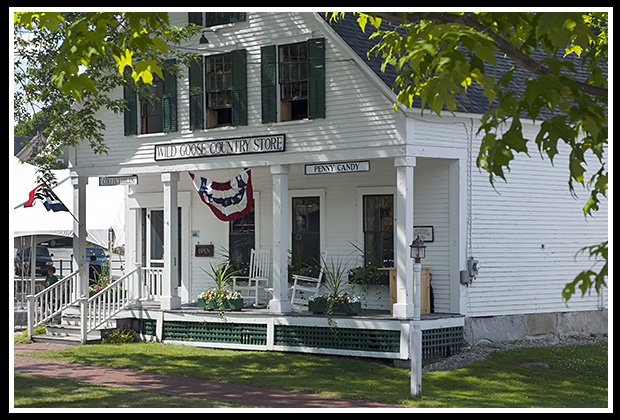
[232,248,271,307]
[290,266,324,309]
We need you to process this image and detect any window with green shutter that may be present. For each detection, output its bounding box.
[191,50,247,130]
[123,60,177,135]
[261,37,325,123]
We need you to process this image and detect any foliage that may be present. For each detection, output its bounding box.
[199,261,241,302]
[101,328,139,344]
[329,12,608,300]
[13,12,200,184]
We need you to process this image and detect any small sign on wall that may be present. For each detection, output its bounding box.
[414,226,434,242]
[195,244,214,257]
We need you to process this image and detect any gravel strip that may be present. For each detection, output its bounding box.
[423,334,608,372]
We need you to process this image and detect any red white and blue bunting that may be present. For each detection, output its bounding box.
[189,169,253,222]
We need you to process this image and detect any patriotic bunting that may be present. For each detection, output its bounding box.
[189,169,253,222]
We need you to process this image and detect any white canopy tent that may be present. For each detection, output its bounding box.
[11,156,126,249]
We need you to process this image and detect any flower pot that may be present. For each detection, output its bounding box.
[308,300,361,315]
[198,298,244,311]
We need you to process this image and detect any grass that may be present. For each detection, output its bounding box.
[14,341,608,408]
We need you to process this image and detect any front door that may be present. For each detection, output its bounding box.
[142,207,182,287]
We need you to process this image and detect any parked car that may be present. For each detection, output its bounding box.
[14,246,54,277]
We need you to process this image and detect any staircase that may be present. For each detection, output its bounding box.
[27,265,141,345]
[32,306,117,345]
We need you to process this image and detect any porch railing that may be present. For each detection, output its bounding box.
[141,266,164,300]
[81,265,141,340]
[27,266,82,339]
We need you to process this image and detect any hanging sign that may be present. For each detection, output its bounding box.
[305,160,370,175]
[99,175,138,186]
[189,169,254,222]
[155,134,285,161]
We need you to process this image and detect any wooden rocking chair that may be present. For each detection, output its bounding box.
[232,248,271,307]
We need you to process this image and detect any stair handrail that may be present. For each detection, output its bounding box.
[81,265,141,342]
[27,265,84,339]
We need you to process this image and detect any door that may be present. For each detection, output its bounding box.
[141,207,182,287]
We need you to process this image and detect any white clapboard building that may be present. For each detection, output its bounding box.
[49,12,606,356]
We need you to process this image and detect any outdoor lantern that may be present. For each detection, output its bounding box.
[410,235,426,262]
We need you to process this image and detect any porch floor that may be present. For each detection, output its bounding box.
[134,300,464,322]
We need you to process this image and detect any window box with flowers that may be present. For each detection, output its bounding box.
[308,256,361,315]
[197,261,244,311]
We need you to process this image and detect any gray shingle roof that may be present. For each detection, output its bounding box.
[326,13,604,117]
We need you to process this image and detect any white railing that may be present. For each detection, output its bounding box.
[27,267,82,338]
[141,266,164,300]
[82,265,141,339]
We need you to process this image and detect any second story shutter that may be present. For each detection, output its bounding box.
[189,57,204,130]
[123,85,137,136]
[261,45,277,124]
[231,49,248,126]
[162,59,177,132]
[307,38,326,119]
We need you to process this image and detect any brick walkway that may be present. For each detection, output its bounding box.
[13,343,408,409]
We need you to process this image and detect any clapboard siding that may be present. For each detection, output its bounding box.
[75,12,403,172]
[466,121,608,316]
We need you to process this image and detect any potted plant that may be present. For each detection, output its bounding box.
[308,256,361,315]
[197,261,244,311]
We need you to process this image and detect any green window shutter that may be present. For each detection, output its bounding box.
[123,85,137,136]
[189,58,204,130]
[307,37,326,119]
[261,45,277,124]
[231,49,247,126]
[188,12,203,26]
[162,59,177,132]
[230,12,246,22]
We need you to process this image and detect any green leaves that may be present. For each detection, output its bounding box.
[15,12,172,101]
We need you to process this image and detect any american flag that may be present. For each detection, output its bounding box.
[24,183,70,213]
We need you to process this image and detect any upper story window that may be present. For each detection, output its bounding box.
[261,38,325,124]
[279,42,309,121]
[123,60,177,136]
[188,50,247,130]
[188,12,246,27]
[205,53,233,127]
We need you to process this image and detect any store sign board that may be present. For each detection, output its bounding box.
[154,135,285,161]
[305,161,370,175]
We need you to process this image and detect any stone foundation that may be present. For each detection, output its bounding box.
[463,309,608,346]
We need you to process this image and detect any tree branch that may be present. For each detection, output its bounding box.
[372,12,607,98]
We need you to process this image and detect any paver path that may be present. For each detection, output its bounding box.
[13,343,408,409]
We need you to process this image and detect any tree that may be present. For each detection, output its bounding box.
[13,12,200,182]
[329,12,608,300]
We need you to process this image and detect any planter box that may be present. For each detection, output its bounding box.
[198,298,244,311]
[308,300,362,315]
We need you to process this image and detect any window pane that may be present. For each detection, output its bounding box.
[363,195,394,267]
[292,197,320,267]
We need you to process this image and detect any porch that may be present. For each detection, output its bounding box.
[118,300,465,361]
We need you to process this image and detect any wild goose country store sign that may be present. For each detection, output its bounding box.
[154,134,285,161]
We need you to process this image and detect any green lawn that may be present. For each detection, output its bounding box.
[15,341,608,408]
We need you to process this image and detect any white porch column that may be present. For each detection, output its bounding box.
[161,172,181,310]
[72,176,88,298]
[269,164,292,313]
[393,157,415,319]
